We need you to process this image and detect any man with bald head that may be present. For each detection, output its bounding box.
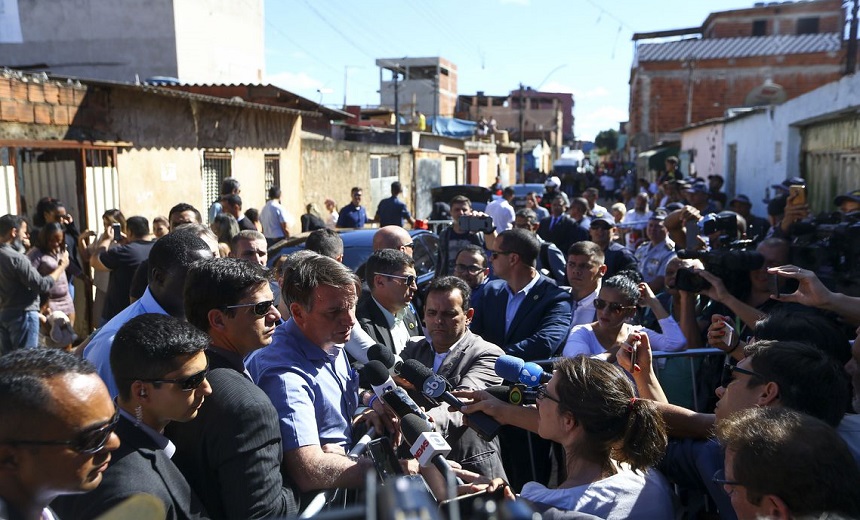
[373,225,414,256]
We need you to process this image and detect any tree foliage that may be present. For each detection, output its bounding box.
[595,129,619,151]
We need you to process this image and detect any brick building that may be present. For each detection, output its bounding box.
[376,57,458,118]
[629,0,847,153]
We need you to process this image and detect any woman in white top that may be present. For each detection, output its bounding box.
[456,356,675,519]
[563,273,686,359]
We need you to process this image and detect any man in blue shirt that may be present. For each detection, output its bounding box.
[246,254,387,494]
[336,187,368,229]
[374,181,414,228]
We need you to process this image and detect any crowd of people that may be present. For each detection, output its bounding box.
[0,165,859,520]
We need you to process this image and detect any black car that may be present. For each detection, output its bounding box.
[267,228,439,285]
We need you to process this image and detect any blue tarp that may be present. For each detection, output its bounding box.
[426,117,477,138]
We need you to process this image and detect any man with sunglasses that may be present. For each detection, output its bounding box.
[0,349,119,520]
[452,245,490,308]
[357,249,422,355]
[54,313,211,519]
[622,338,851,520]
[167,258,299,518]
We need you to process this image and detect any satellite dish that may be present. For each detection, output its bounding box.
[744,80,787,106]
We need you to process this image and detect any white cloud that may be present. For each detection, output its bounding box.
[265,71,325,92]
[574,86,610,100]
[539,80,575,94]
[575,105,628,141]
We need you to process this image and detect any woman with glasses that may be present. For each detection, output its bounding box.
[562,273,686,360]
[456,355,674,518]
[53,313,212,519]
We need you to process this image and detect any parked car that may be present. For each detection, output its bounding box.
[267,228,438,284]
[510,183,546,210]
[430,185,493,213]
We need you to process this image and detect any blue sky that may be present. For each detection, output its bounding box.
[264,1,760,141]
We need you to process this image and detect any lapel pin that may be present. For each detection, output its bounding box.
[533,295,539,300]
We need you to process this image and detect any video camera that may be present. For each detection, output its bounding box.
[789,211,860,296]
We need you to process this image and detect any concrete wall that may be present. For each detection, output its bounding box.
[681,122,725,189]
[0,0,178,82]
[723,72,860,207]
[301,139,413,221]
[173,0,264,83]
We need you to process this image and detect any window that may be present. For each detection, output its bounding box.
[264,154,279,197]
[797,17,819,35]
[752,20,766,36]
[202,150,232,223]
[370,155,400,206]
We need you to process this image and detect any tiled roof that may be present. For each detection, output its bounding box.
[637,33,841,62]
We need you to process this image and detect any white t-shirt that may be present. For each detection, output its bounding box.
[521,466,675,520]
[562,319,686,358]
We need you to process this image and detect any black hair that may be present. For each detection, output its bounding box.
[33,197,61,227]
[0,214,22,235]
[602,274,641,305]
[497,228,540,267]
[223,194,242,209]
[455,244,488,267]
[110,313,209,400]
[366,249,415,278]
[34,222,64,253]
[125,216,149,238]
[268,185,281,199]
[754,309,851,364]
[306,228,344,259]
[221,177,240,196]
[168,203,202,224]
[426,276,472,312]
[148,228,211,282]
[184,257,271,332]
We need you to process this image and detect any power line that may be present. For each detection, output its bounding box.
[298,0,378,61]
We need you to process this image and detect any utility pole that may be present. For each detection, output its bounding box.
[847,0,859,75]
[518,83,525,184]
[394,66,400,145]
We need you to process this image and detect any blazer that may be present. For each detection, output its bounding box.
[52,415,209,520]
[470,275,573,361]
[355,291,422,354]
[537,215,589,257]
[165,349,299,519]
[401,330,507,479]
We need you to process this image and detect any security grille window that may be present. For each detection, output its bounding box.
[796,17,819,35]
[752,20,766,37]
[202,151,232,223]
[264,154,279,197]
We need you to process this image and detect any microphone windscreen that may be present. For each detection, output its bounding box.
[520,362,547,387]
[367,343,395,368]
[495,355,525,382]
[401,413,433,446]
[399,359,434,387]
[359,360,392,387]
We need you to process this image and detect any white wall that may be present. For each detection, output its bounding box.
[681,123,725,187]
[723,73,860,206]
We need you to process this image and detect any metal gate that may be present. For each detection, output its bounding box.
[801,116,860,213]
[202,150,233,223]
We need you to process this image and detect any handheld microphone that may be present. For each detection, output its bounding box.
[382,387,432,424]
[399,359,501,441]
[367,343,403,375]
[485,384,538,405]
[401,414,453,475]
[359,360,396,399]
[494,355,551,388]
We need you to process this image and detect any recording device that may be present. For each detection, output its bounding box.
[674,267,711,293]
[768,272,780,297]
[685,219,699,251]
[698,212,737,237]
[486,384,537,405]
[382,387,432,425]
[111,223,122,239]
[360,360,397,400]
[368,343,403,376]
[399,360,501,441]
[494,355,551,388]
[401,414,453,476]
[366,436,405,481]
[676,248,764,297]
[788,184,806,207]
[458,215,495,233]
[789,211,860,296]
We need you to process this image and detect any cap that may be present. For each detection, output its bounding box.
[650,208,668,221]
[666,202,684,212]
[767,194,788,216]
[771,177,805,193]
[708,174,724,181]
[729,194,752,206]
[666,156,679,164]
[545,176,561,188]
[589,211,615,228]
[834,189,860,206]
[685,181,709,194]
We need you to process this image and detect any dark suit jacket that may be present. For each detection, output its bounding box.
[470,275,572,361]
[603,242,637,278]
[355,291,422,354]
[401,331,507,479]
[165,349,299,519]
[537,215,589,257]
[52,416,208,520]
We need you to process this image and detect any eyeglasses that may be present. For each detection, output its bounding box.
[5,410,119,454]
[401,242,414,250]
[712,469,742,495]
[721,363,767,387]
[490,250,514,260]
[224,300,275,317]
[138,364,210,392]
[375,272,417,287]
[536,384,560,404]
[593,298,636,314]
[454,263,485,275]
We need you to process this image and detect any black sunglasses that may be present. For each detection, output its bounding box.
[224,300,275,317]
[490,250,515,260]
[5,410,119,454]
[139,364,210,392]
[375,272,417,287]
[721,363,767,387]
[594,298,636,314]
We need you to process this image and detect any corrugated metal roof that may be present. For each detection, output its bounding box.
[637,33,841,62]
